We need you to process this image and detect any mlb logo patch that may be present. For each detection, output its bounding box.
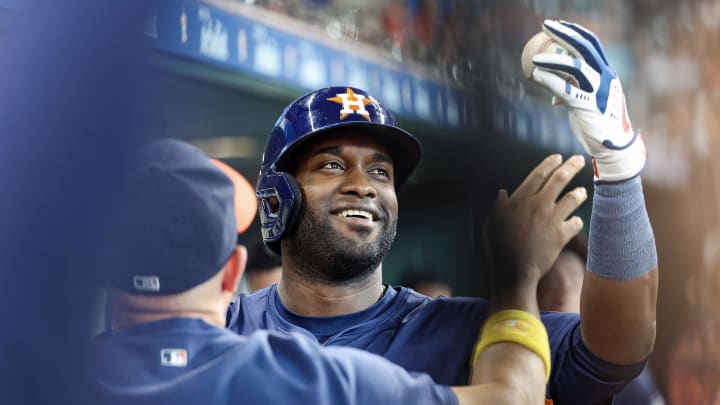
[133,275,160,292]
[160,348,188,367]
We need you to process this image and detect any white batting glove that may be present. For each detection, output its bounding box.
[531,20,647,183]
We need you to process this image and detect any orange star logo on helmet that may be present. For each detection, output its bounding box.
[327,88,372,121]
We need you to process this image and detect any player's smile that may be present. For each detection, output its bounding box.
[336,208,375,222]
[332,205,381,230]
[330,212,378,240]
[333,215,376,236]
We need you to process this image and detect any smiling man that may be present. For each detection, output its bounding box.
[277,132,397,315]
[230,36,658,404]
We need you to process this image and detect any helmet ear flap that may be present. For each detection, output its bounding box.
[285,174,303,225]
[257,171,303,255]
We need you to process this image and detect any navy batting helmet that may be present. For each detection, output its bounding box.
[257,86,422,253]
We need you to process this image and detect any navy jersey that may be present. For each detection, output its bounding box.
[227,285,646,404]
[89,317,456,405]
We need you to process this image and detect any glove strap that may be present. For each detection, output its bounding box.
[593,130,647,183]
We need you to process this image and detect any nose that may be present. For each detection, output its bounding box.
[339,168,376,199]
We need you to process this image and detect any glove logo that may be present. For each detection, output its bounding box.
[327,88,372,121]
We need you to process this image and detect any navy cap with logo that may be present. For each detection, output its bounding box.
[102,139,256,295]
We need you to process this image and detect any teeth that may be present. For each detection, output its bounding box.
[338,209,373,220]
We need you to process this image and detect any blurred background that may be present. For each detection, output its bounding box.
[2,0,719,403]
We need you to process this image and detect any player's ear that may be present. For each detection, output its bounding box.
[222,245,247,294]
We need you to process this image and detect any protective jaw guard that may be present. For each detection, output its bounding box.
[256,171,302,254]
[256,86,422,253]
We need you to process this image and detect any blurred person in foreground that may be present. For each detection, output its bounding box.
[228,20,658,404]
[538,234,665,405]
[90,138,553,404]
[0,2,149,403]
[243,241,283,292]
[400,271,453,298]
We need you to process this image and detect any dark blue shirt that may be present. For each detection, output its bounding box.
[89,317,457,405]
[613,366,664,405]
[227,285,646,404]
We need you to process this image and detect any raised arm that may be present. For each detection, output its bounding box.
[453,155,587,404]
[531,19,658,364]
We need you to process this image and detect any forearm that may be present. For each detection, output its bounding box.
[581,177,658,363]
[581,269,657,363]
[456,341,546,405]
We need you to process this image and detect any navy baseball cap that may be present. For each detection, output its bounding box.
[102,139,256,295]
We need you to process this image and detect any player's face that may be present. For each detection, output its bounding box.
[283,130,399,284]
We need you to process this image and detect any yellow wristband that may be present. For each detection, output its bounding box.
[470,310,551,382]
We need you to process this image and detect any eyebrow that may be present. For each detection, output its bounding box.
[372,152,392,164]
[313,146,341,156]
[312,146,393,164]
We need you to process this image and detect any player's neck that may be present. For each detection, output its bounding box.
[277,268,385,317]
[107,286,232,331]
[111,309,226,331]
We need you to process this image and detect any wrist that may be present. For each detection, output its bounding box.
[490,282,540,315]
[588,176,657,280]
[592,130,647,183]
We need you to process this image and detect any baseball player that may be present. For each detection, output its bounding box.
[228,20,658,404]
[90,139,553,404]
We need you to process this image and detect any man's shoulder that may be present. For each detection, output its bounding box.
[401,287,489,309]
[237,285,274,305]
[391,286,490,325]
[227,285,275,329]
